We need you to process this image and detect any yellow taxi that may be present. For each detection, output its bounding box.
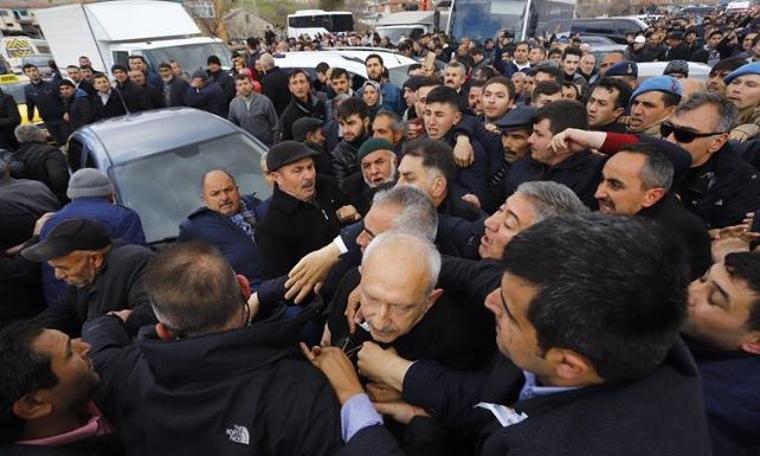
[0,72,43,125]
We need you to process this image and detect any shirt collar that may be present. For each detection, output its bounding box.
[16,402,114,447]
[517,371,581,402]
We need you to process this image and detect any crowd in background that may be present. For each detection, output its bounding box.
[2,5,760,456]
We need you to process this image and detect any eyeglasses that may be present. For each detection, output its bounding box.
[660,122,725,143]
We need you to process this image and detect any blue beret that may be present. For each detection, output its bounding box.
[495,105,536,130]
[724,62,760,84]
[630,76,683,104]
[606,61,638,78]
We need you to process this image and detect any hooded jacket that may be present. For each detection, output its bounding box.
[82,303,343,456]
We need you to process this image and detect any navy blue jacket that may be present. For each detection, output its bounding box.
[185,83,227,117]
[502,151,606,209]
[24,80,64,122]
[178,195,265,288]
[40,197,147,306]
[687,337,760,456]
[343,339,713,456]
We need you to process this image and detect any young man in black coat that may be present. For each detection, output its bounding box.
[0,86,20,150]
[683,251,760,456]
[110,64,144,113]
[306,214,713,456]
[502,100,606,209]
[81,241,343,456]
[206,55,235,107]
[279,69,327,141]
[22,64,66,145]
[91,73,127,121]
[59,80,94,136]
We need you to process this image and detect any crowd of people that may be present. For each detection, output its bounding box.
[2,5,760,456]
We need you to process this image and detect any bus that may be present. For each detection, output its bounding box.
[287,10,354,38]
[447,0,576,43]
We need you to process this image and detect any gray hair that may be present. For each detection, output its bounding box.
[619,143,674,191]
[445,61,467,75]
[14,124,47,143]
[258,53,274,70]
[374,111,403,132]
[259,151,268,173]
[372,185,438,241]
[513,181,589,222]
[675,91,737,133]
[362,230,441,294]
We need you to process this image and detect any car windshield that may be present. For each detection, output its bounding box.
[111,133,271,244]
[388,64,413,87]
[143,42,233,72]
[1,82,26,103]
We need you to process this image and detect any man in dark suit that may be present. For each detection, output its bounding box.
[595,142,711,280]
[91,73,127,121]
[157,62,188,107]
[305,214,713,456]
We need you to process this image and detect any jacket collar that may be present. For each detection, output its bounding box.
[137,302,320,385]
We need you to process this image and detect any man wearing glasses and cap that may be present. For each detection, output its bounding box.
[21,218,156,336]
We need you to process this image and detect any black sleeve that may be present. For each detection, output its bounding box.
[439,256,502,309]
[35,288,84,336]
[0,95,21,127]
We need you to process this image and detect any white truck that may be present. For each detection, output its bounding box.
[36,0,231,74]
[375,9,449,44]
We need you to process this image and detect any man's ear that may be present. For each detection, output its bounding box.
[740,332,760,356]
[454,111,463,125]
[425,288,444,313]
[236,274,252,300]
[155,323,174,341]
[430,176,447,201]
[641,187,666,208]
[12,392,53,421]
[612,106,625,120]
[545,348,600,384]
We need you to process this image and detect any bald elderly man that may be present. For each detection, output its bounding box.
[178,169,267,288]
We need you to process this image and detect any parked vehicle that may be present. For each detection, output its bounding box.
[36,0,232,74]
[376,10,449,43]
[287,10,354,39]
[274,49,418,89]
[568,17,648,44]
[66,108,271,245]
[447,0,576,42]
[0,73,43,125]
[636,61,712,82]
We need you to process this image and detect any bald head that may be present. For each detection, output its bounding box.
[201,169,241,216]
[359,231,443,343]
[679,78,706,99]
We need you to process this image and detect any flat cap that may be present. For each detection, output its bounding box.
[494,105,536,130]
[266,140,319,172]
[21,219,111,262]
[292,117,324,142]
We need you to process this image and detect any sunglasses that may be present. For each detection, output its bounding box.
[660,122,725,143]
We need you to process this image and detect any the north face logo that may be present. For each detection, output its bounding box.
[226,425,250,445]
